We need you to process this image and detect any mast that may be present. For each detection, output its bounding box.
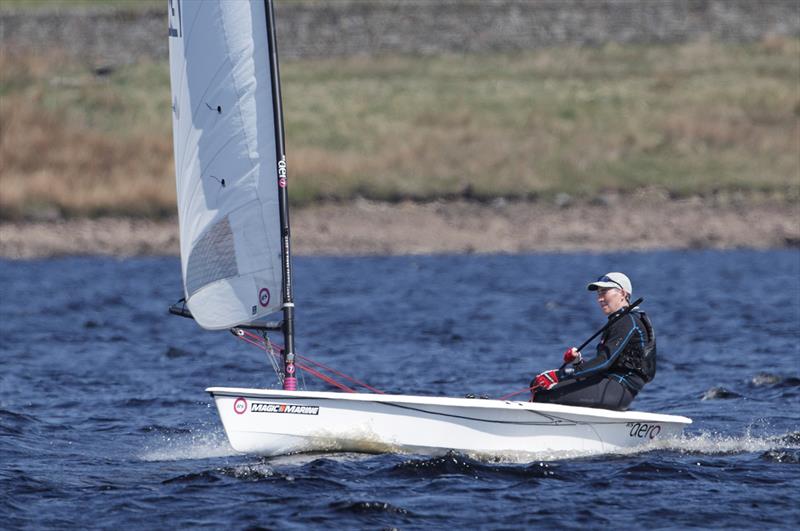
[265,0,297,391]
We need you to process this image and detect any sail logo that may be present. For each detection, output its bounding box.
[251,402,319,415]
[259,288,271,307]
[278,159,287,188]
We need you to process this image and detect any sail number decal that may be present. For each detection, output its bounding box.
[626,422,661,439]
[251,403,319,415]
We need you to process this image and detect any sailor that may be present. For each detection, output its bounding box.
[531,272,656,411]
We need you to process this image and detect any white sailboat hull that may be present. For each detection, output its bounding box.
[207,387,692,459]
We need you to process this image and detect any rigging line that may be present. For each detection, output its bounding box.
[235,332,281,380]
[295,364,355,393]
[294,354,385,394]
[234,330,273,354]
[266,343,383,393]
[238,329,385,393]
[263,334,283,383]
[299,360,307,390]
[498,386,537,401]
[233,331,352,392]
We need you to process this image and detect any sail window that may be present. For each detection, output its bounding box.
[186,216,238,296]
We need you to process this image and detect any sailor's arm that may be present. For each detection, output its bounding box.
[567,315,639,379]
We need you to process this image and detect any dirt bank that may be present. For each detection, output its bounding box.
[1,197,798,259]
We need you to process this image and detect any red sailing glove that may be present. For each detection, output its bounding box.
[533,370,560,391]
[563,347,582,365]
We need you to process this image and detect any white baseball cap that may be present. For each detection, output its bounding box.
[587,272,632,295]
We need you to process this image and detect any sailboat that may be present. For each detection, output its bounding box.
[166,0,691,459]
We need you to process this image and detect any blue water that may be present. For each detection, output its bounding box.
[1,250,799,529]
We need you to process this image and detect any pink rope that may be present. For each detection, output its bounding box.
[237,334,268,350]
[294,354,384,394]
[296,363,355,393]
[233,329,381,393]
[498,386,538,401]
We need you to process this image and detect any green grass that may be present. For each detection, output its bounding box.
[288,40,799,202]
[1,38,798,218]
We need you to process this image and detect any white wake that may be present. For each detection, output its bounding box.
[138,428,239,462]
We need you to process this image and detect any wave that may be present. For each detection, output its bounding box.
[160,457,354,486]
[397,430,800,466]
[162,461,284,484]
[750,372,800,388]
[391,450,566,478]
[701,386,741,400]
[700,372,800,401]
[761,449,800,463]
[0,408,40,436]
[330,500,411,516]
[628,430,800,457]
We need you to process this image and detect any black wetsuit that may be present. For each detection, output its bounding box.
[533,307,656,411]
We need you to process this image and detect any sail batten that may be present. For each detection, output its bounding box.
[168,0,283,330]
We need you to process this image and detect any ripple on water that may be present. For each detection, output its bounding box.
[750,372,800,388]
[164,346,193,359]
[612,460,701,481]
[329,500,411,515]
[2,252,800,528]
[162,461,287,484]
[760,449,800,464]
[388,451,564,480]
[0,408,40,437]
[701,386,741,400]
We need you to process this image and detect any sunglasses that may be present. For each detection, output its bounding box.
[597,275,625,291]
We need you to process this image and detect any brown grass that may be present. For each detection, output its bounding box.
[1,38,798,219]
[0,50,175,218]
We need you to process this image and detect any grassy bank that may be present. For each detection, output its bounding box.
[1,38,798,219]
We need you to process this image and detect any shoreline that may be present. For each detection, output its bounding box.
[1,198,798,259]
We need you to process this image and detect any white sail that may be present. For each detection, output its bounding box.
[167,0,283,330]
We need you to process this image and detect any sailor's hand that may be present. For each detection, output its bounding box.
[532,370,560,391]
[563,347,582,365]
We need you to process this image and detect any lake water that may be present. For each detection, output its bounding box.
[2,250,799,529]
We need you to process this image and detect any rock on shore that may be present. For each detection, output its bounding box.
[1,198,797,259]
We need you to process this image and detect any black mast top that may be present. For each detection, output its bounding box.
[264,0,297,390]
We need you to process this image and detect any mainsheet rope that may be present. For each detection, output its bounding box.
[498,386,538,401]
